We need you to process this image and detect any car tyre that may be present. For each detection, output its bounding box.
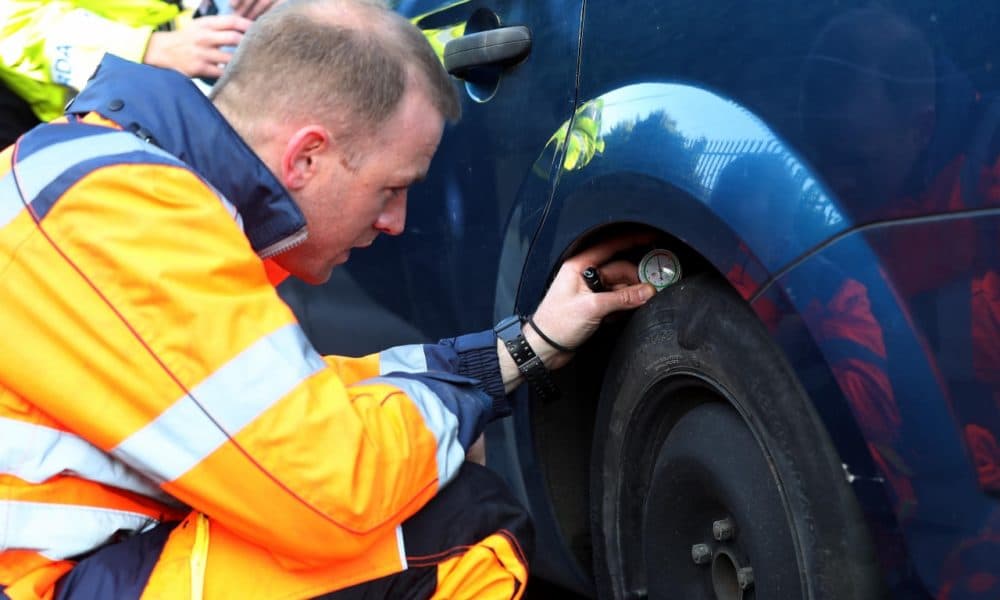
[590,274,884,599]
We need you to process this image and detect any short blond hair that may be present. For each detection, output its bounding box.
[211,0,459,148]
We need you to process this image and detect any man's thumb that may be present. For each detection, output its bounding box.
[611,283,655,309]
[635,283,656,303]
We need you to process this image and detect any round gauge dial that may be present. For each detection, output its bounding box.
[638,249,681,290]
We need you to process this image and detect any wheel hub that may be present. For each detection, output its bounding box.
[636,400,798,599]
[690,517,755,599]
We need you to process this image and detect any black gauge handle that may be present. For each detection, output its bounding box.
[444,26,531,78]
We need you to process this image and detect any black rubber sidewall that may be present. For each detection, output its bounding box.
[590,274,883,599]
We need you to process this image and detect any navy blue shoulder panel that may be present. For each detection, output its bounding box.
[65,55,306,255]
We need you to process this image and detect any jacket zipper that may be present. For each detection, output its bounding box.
[257,226,308,259]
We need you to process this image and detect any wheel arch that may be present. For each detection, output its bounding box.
[519,216,896,589]
[494,82,908,588]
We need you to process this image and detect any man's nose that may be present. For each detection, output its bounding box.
[375,193,407,236]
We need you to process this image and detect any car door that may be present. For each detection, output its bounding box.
[280,0,582,356]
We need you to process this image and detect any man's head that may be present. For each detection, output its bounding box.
[211,0,460,283]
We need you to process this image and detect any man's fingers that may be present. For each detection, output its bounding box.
[245,0,277,19]
[593,259,641,287]
[595,282,655,315]
[205,30,244,48]
[194,61,225,79]
[203,49,233,66]
[567,233,658,270]
[233,0,280,19]
[236,0,263,19]
[197,14,253,32]
[232,0,258,16]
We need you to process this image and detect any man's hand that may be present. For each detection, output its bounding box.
[230,0,285,20]
[144,15,252,79]
[499,236,657,392]
[528,236,656,370]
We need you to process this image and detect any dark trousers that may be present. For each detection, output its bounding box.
[55,463,534,599]
[319,462,533,599]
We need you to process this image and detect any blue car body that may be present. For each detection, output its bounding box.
[281,1,1000,597]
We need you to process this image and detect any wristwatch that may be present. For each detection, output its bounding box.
[494,315,560,402]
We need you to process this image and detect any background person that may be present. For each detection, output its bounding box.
[0,0,288,145]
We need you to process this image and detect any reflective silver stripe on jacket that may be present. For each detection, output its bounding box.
[0,500,159,560]
[0,130,240,230]
[363,376,465,487]
[113,323,326,483]
[379,345,428,374]
[0,132,183,227]
[0,417,173,503]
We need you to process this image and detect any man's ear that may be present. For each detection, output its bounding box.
[279,125,331,191]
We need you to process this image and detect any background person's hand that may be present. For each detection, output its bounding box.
[527,235,657,371]
[230,0,285,20]
[144,15,252,79]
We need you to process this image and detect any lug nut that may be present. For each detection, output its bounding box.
[691,543,712,565]
[737,567,755,590]
[712,518,735,541]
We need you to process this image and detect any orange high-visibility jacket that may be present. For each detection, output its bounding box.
[0,55,508,600]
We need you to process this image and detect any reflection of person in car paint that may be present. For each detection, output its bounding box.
[801,7,1000,595]
[800,7,937,221]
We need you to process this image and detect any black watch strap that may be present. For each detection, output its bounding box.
[494,315,559,402]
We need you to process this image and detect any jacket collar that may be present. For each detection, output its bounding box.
[65,54,307,258]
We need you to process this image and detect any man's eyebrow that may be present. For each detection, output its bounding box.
[389,168,427,187]
[402,171,427,184]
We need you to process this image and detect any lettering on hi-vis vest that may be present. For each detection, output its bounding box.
[53,45,73,85]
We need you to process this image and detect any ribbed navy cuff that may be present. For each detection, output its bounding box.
[449,329,510,419]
